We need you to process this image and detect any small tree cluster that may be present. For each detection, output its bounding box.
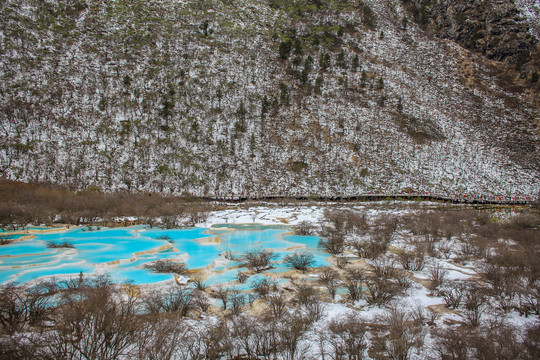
[240,249,278,272]
[143,260,187,274]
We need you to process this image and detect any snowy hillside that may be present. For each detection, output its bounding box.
[0,0,539,196]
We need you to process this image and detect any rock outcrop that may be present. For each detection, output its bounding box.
[401,0,537,66]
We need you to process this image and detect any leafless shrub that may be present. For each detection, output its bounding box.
[294,220,315,235]
[0,236,13,245]
[439,280,467,309]
[46,240,75,249]
[294,282,320,308]
[395,269,413,291]
[143,287,193,316]
[428,262,448,289]
[236,271,249,283]
[134,318,189,360]
[468,321,523,360]
[335,255,350,269]
[436,240,454,259]
[192,290,210,313]
[143,260,187,274]
[275,310,312,360]
[213,284,230,310]
[459,239,484,259]
[321,209,348,234]
[411,304,437,326]
[283,251,315,272]
[462,285,487,328]
[326,313,368,359]
[517,285,539,317]
[48,276,141,360]
[349,237,388,259]
[371,256,399,279]
[199,320,233,360]
[229,290,245,316]
[267,291,287,318]
[371,213,399,243]
[397,249,425,271]
[0,332,43,359]
[524,323,540,360]
[344,267,365,302]
[375,306,425,360]
[318,227,345,255]
[187,206,209,226]
[252,277,277,299]
[160,215,178,229]
[0,284,29,334]
[432,327,470,360]
[319,267,340,299]
[365,276,401,306]
[240,248,278,272]
[480,260,521,311]
[231,315,262,359]
[222,249,239,261]
[191,274,207,291]
[306,299,326,322]
[0,281,57,335]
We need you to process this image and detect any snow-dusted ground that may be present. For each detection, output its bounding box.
[2,202,538,359]
[194,203,539,359]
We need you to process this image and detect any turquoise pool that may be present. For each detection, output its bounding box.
[0,225,328,285]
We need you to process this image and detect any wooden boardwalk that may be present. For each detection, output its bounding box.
[202,193,532,206]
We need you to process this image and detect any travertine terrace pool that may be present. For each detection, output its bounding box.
[0,225,329,286]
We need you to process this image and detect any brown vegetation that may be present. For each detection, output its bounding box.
[0,180,211,229]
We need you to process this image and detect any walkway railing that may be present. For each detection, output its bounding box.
[201,193,532,205]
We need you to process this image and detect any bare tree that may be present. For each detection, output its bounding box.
[319,267,340,300]
[326,313,368,360]
[432,327,470,360]
[143,286,193,316]
[376,306,425,360]
[462,285,486,328]
[397,248,425,271]
[199,320,233,360]
[439,280,467,309]
[318,227,345,255]
[252,277,277,299]
[294,220,315,235]
[468,321,523,360]
[47,276,142,360]
[213,284,230,310]
[276,310,312,360]
[344,267,365,302]
[134,318,189,360]
[428,262,448,289]
[267,291,288,318]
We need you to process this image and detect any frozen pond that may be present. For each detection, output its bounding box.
[0,225,328,285]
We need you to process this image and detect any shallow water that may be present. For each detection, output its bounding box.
[0,224,328,286]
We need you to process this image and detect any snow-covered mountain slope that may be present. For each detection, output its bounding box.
[0,0,538,196]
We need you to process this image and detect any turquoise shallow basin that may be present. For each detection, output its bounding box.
[0,224,328,286]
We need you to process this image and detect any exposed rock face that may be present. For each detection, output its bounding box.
[402,0,537,65]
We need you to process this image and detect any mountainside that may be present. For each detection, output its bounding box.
[1,0,539,196]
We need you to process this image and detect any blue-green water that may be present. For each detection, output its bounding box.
[0,225,328,285]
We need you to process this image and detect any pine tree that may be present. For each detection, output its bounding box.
[337,50,347,69]
[352,55,359,72]
[320,53,331,71]
[279,38,293,60]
